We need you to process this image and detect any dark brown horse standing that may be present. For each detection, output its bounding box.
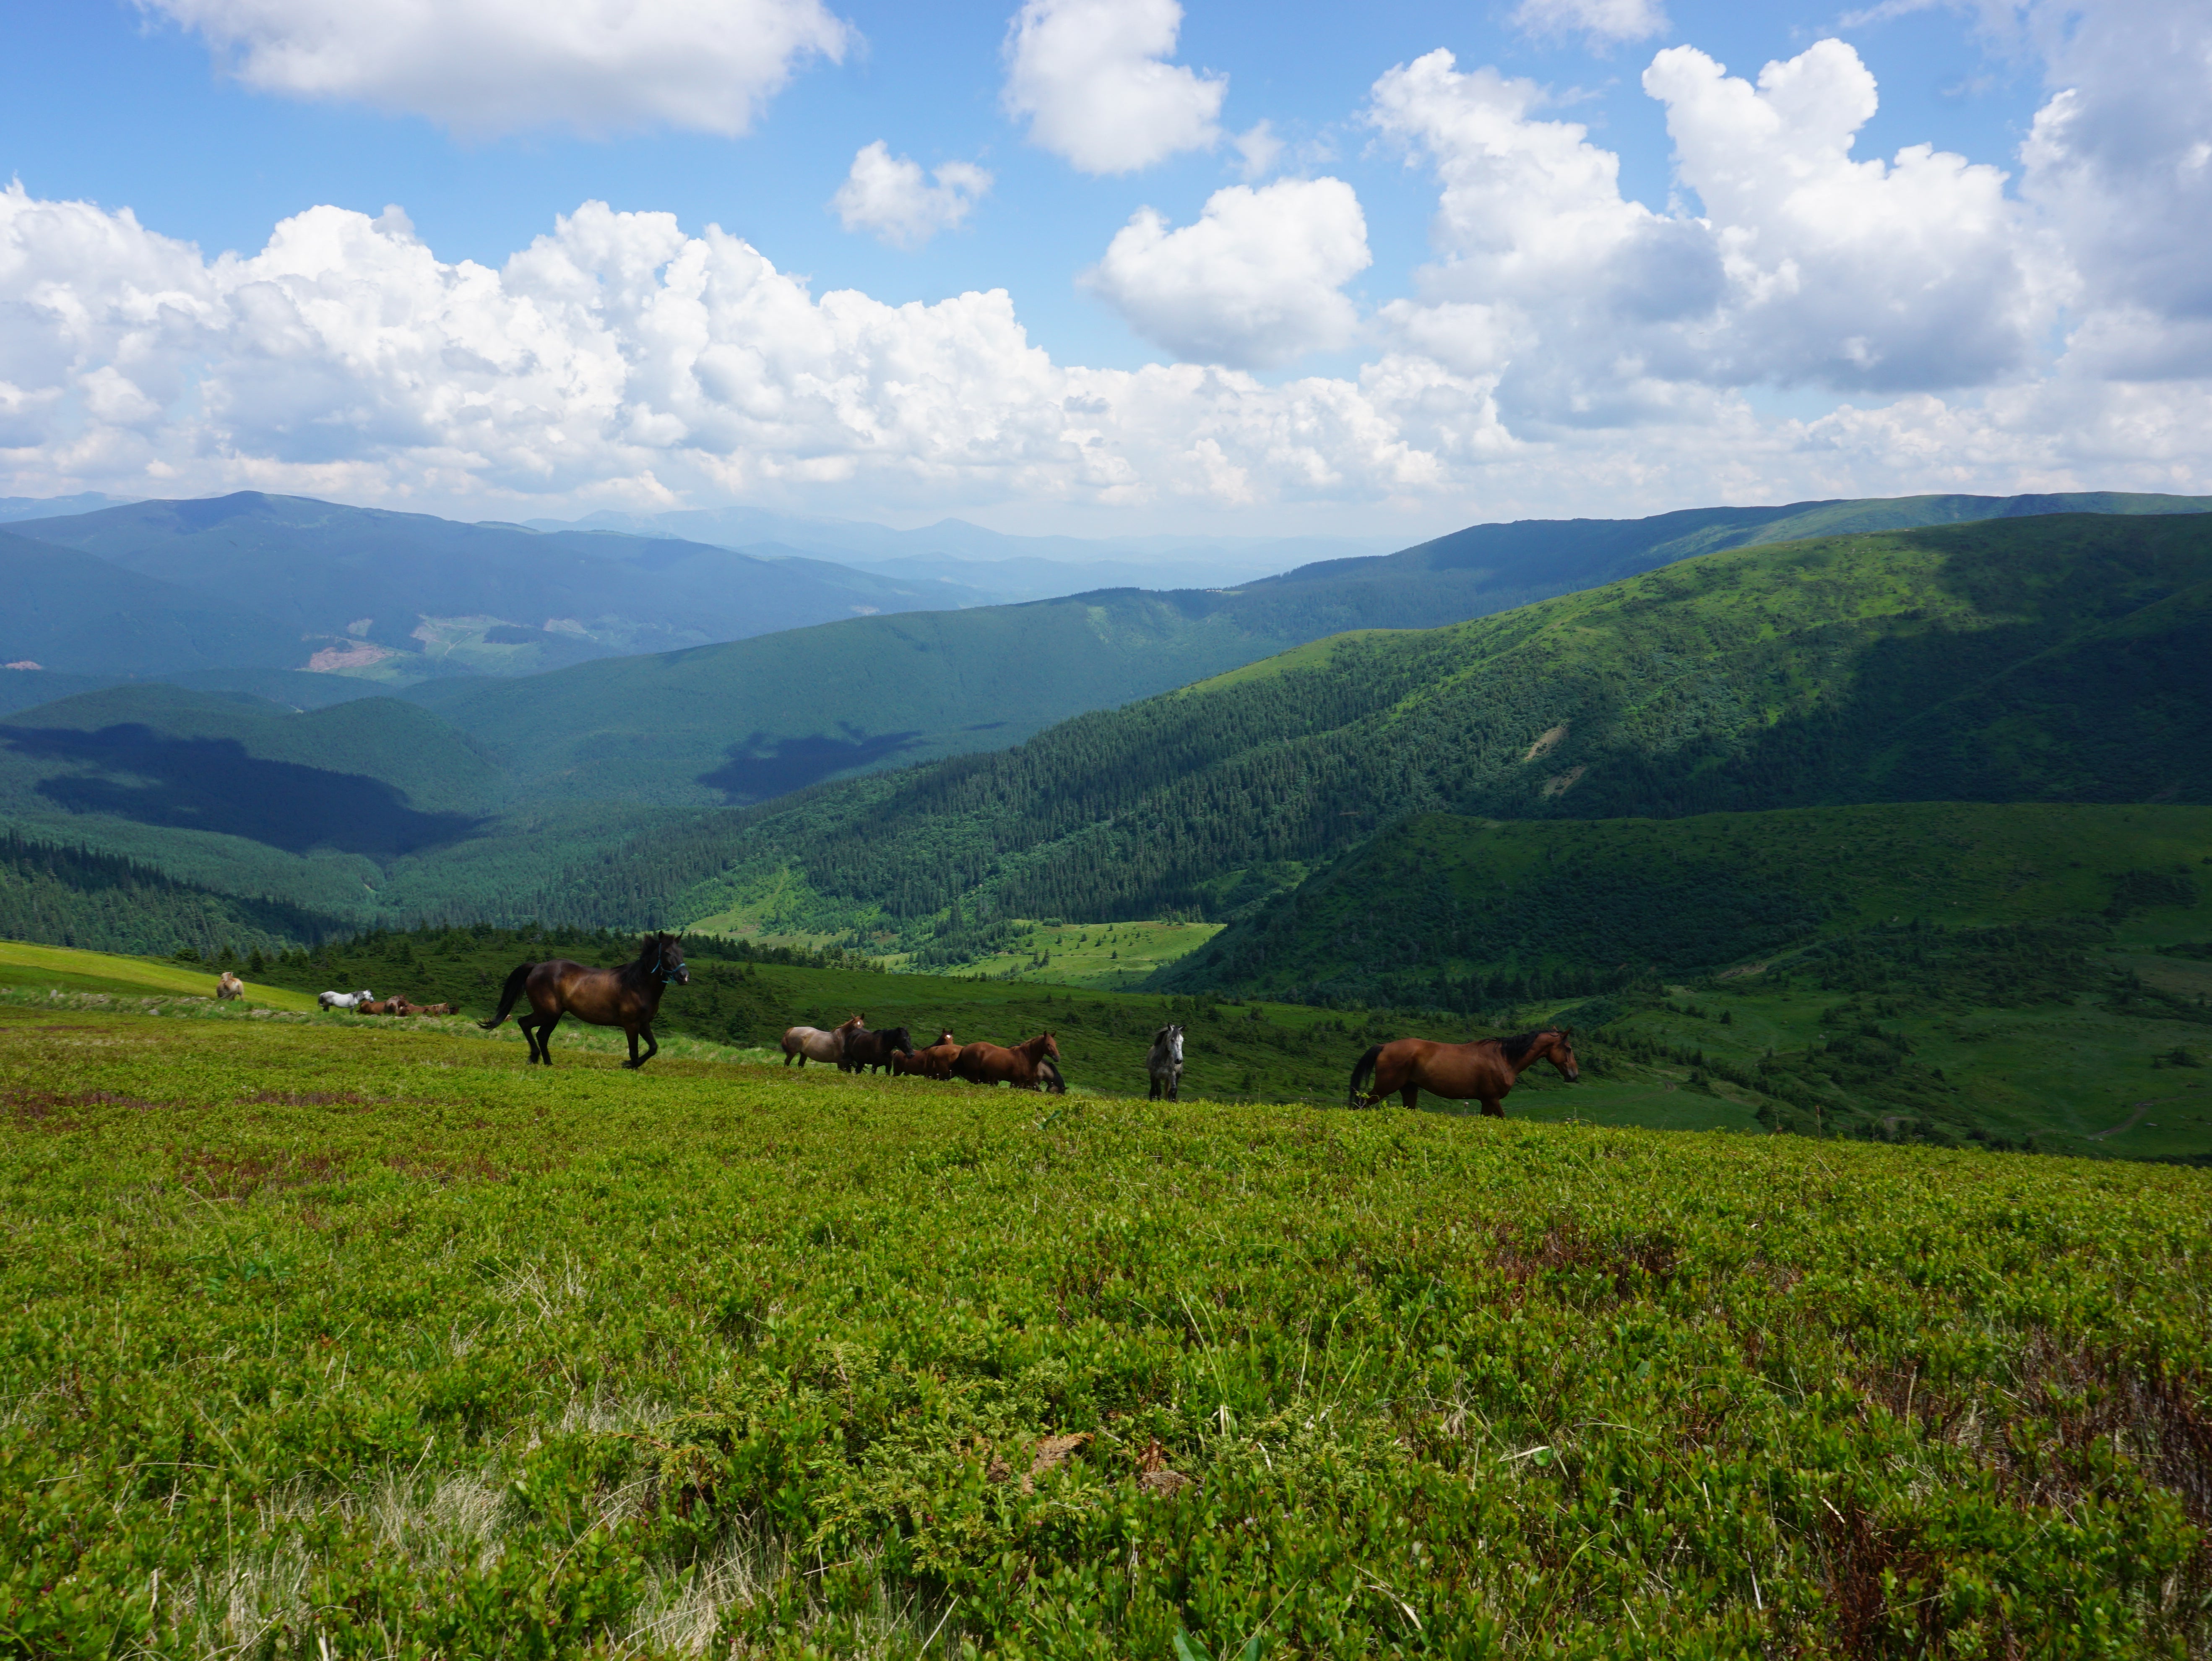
[952,1032,1061,1089]
[481,933,690,1069]
[1348,1028,1578,1114]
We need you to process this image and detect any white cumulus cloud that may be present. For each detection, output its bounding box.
[2019,0,2212,377]
[1369,39,2042,426]
[139,0,850,136]
[831,143,992,249]
[1084,178,1372,370]
[7,3,2212,531]
[1001,0,1226,174]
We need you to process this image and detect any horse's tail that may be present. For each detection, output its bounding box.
[480,963,533,1029]
[1348,1044,1384,1108]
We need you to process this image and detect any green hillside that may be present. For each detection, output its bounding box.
[0,831,350,958]
[6,1008,2209,1653]
[1171,803,2212,1002]
[562,512,2212,945]
[404,590,1318,805]
[406,490,2212,809]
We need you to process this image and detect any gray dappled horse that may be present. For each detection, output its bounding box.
[1147,1024,1185,1101]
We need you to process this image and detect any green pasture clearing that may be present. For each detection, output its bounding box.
[906,917,1226,987]
[3,1008,2208,1656]
[0,937,319,1010]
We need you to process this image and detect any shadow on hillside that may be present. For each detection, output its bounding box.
[0,723,484,857]
[700,725,925,804]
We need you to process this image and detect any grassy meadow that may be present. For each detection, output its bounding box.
[897,919,1226,989]
[3,1005,2209,1656]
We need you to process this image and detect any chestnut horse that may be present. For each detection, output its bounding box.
[1348,1028,1578,1114]
[894,1031,959,1078]
[782,1013,862,1067]
[481,932,690,1069]
[952,1031,1061,1089]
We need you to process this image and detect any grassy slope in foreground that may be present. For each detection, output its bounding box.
[4,1010,2207,1655]
[637,513,2212,947]
[237,907,2212,1158]
[0,938,318,1009]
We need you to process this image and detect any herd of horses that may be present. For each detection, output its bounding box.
[461,933,1583,1112]
[781,1013,1068,1091]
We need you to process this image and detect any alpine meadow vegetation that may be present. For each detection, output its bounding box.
[3,1005,2209,1656]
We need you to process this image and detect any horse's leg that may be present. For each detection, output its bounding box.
[1170,1071,1180,1103]
[1149,1074,1162,1100]
[638,1025,658,1068]
[518,1013,543,1064]
[1401,1085,1419,1110]
[1481,1098,1504,1118]
[537,1013,561,1065]
[622,1026,642,1069]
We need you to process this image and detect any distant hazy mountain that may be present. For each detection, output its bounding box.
[0,492,138,523]
[524,504,1397,596]
[0,530,301,676]
[5,493,980,681]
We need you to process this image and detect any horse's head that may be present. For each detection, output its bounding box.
[889,1027,914,1054]
[1540,1028,1579,1082]
[643,932,690,985]
[838,1012,866,1032]
[935,1030,955,1047]
[1040,1031,1061,1061]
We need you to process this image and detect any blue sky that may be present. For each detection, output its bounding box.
[1,0,2207,536]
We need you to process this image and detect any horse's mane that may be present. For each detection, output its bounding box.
[1487,1029,1559,1063]
[616,933,666,989]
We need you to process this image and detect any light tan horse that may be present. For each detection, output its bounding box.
[782,1012,863,1068]
[215,971,245,1001]
[481,933,690,1069]
[1348,1028,1578,1114]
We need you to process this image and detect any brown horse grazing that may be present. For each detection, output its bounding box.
[952,1032,1061,1089]
[481,932,690,1069]
[1348,1028,1579,1114]
[782,1013,863,1067]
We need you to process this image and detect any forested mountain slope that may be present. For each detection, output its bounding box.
[1159,803,2212,1005]
[586,512,2212,943]
[404,490,2212,807]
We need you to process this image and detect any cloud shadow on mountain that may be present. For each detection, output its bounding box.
[700,726,925,804]
[2,723,484,857]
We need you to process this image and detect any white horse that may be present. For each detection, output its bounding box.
[318,988,374,1011]
[216,971,245,1001]
[1147,1024,1185,1101]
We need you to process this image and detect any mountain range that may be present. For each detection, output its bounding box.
[1,492,2208,956]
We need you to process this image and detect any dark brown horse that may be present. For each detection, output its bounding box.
[1348,1028,1578,1114]
[843,1024,915,1073]
[481,932,690,1069]
[952,1031,1061,1089]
